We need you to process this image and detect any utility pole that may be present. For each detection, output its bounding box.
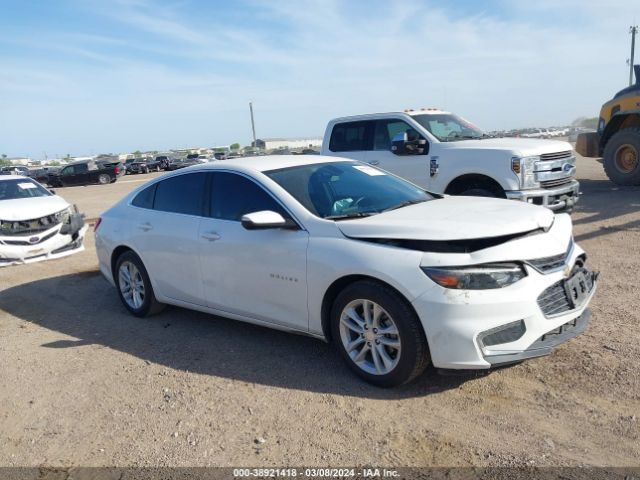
[630,25,638,86]
[249,102,257,147]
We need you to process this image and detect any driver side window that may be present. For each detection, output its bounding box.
[374,120,424,151]
[210,172,287,221]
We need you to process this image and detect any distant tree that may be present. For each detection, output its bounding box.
[0,155,10,166]
[133,150,142,157]
[49,160,61,166]
[213,147,226,153]
[230,143,241,150]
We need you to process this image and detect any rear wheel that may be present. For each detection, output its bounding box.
[115,251,165,317]
[98,174,110,185]
[330,280,430,387]
[603,128,640,185]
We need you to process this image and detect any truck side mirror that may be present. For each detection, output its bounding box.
[391,132,428,156]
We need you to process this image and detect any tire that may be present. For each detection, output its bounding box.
[98,174,111,185]
[602,128,640,186]
[114,251,165,317]
[330,280,430,387]
[459,188,499,197]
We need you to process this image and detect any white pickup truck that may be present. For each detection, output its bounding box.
[321,109,580,211]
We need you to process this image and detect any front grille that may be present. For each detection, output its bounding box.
[537,281,572,316]
[527,243,572,273]
[540,151,572,161]
[1,230,58,246]
[540,177,573,189]
[537,270,595,317]
[0,214,62,236]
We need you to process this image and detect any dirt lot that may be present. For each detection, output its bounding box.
[0,158,638,468]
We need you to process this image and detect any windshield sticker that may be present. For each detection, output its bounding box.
[17,182,38,189]
[353,165,386,176]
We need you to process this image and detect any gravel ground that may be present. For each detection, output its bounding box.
[0,155,638,468]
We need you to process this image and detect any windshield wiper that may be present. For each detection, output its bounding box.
[325,212,377,220]
[381,199,427,213]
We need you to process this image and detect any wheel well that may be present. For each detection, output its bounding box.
[110,246,133,283]
[320,275,418,342]
[601,112,640,153]
[444,174,506,198]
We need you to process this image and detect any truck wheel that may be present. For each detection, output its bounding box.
[98,174,110,185]
[459,188,498,197]
[603,128,640,185]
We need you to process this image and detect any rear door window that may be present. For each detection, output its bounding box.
[329,121,374,152]
[153,173,206,216]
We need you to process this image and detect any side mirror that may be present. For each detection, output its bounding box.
[241,210,297,230]
[391,132,428,156]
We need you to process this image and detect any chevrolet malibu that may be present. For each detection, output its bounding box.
[95,156,597,387]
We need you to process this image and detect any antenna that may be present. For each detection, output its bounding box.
[630,25,638,86]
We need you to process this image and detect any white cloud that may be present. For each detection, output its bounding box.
[0,0,638,156]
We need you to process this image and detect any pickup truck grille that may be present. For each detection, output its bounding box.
[0,214,61,236]
[540,151,572,161]
[540,177,573,188]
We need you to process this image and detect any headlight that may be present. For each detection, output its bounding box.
[512,156,539,189]
[55,206,73,224]
[421,263,526,290]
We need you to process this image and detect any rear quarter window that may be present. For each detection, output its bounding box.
[131,184,156,209]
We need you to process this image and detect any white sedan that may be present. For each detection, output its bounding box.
[95,155,597,387]
[0,176,87,266]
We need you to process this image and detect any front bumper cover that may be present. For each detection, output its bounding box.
[506,180,580,212]
[0,213,87,266]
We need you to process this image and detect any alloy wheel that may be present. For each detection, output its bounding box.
[339,299,401,375]
[118,261,145,309]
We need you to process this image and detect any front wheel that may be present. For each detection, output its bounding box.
[330,280,430,387]
[115,251,165,317]
[459,188,499,197]
[98,174,111,185]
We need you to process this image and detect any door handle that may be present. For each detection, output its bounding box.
[367,160,380,166]
[201,231,221,241]
[137,222,153,231]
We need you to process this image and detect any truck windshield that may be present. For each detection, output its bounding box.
[266,161,432,219]
[412,113,486,141]
[0,179,51,200]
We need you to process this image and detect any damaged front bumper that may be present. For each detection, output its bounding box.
[0,212,88,266]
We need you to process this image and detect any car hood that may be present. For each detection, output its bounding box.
[438,137,573,157]
[336,196,554,241]
[0,195,70,221]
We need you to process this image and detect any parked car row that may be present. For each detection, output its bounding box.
[5,108,600,388]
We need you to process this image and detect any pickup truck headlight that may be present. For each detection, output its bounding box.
[511,156,539,189]
[422,263,526,289]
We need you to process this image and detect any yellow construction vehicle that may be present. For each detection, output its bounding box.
[576,64,640,185]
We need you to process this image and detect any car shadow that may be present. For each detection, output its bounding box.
[0,271,477,399]
[572,178,639,242]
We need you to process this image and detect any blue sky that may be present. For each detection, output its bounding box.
[0,0,638,158]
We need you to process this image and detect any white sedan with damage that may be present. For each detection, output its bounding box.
[95,155,598,387]
[0,176,87,266]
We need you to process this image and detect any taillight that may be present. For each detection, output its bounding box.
[94,217,102,232]
[114,166,120,175]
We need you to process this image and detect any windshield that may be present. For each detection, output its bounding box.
[0,179,51,200]
[265,161,433,219]
[412,113,485,141]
